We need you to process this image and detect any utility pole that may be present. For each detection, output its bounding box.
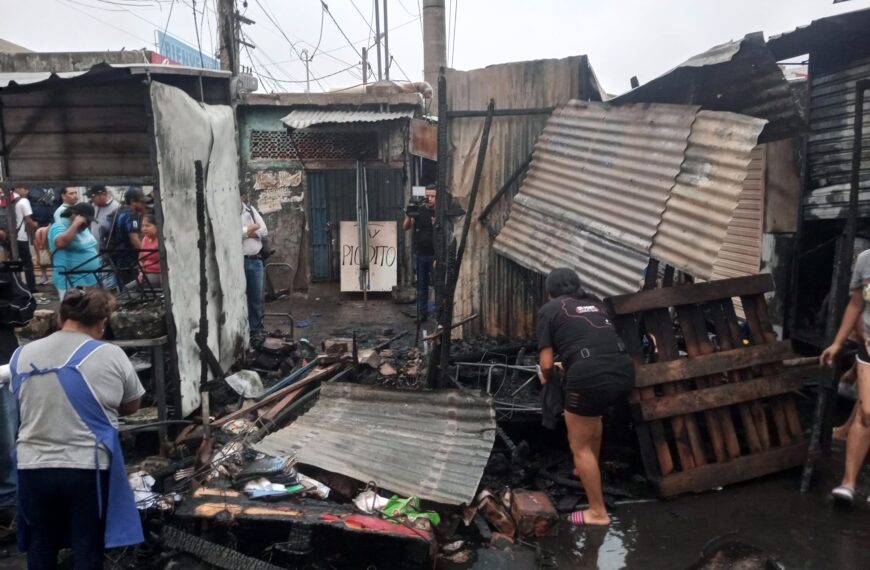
[362,47,368,86]
[301,48,311,93]
[217,0,238,76]
[383,0,390,81]
[422,0,446,110]
[374,0,383,81]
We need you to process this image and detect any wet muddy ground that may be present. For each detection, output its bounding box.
[535,454,870,569]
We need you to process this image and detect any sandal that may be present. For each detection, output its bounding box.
[569,510,586,526]
[831,485,855,505]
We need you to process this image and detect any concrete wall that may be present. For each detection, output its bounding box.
[0,50,154,72]
[238,105,411,292]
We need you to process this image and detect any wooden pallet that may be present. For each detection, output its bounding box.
[607,274,807,497]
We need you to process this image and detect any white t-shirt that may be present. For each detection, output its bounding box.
[14,195,32,242]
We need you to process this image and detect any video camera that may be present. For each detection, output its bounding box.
[404,195,426,218]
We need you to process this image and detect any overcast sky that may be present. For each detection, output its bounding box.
[2,0,869,95]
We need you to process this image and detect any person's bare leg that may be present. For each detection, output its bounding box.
[566,411,609,525]
[841,363,870,488]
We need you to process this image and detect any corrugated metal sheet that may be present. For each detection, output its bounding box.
[513,101,697,252]
[281,108,415,129]
[712,145,765,280]
[767,8,870,61]
[254,383,496,506]
[614,34,802,143]
[447,56,601,337]
[651,111,767,278]
[803,52,870,220]
[494,102,765,296]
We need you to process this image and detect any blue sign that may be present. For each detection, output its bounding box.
[156,31,219,69]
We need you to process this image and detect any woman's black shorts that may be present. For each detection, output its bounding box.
[563,354,634,417]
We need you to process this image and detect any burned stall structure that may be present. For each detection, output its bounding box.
[0,12,868,570]
[237,91,428,298]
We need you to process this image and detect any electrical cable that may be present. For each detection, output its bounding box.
[309,1,326,59]
[55,0,155,45]
[253,0,326,90]
[320,0,362,58]
[191,0,205,68]
[160,0,176,46]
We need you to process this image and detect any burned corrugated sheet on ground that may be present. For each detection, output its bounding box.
[613,33,801,143]
[254,383,496,506]
[494,101,765,297]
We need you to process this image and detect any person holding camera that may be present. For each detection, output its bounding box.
[241,190,268,336]
[403,185,437,322]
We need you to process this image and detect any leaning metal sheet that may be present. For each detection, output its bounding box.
[150,82,248,416]
[650,111,767,279]
[254,383,496,506]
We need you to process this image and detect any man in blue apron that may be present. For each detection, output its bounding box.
[9,288,144,568]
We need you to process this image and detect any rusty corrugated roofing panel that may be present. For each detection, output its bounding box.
[513,101,697,252]
[494,101,765,295]
[614,34,801,142]
[280,108,415,129]
[254,383,495,506]
[651,111,767,278]
[712,145,765,280]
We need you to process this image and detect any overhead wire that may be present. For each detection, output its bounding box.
[190,0,205,68]
[320,0,362,58]
[160,0,176,46]
[309,1,326,59]
[253,0,326,90]
[55,0,155,45]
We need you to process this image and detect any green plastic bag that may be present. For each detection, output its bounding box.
[381,495,441,526]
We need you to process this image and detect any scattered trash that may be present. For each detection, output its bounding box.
[298,473,331,499]
[221,418,258,436]
[225,370,265,399]
[354,488,390,514]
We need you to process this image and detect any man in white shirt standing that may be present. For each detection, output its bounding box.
[13,187,38,292]
[240,190,268,336]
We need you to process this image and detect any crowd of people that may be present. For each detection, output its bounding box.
[2,185,160,302]
[0,187,270,568]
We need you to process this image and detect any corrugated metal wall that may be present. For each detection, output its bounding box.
[803,50,870,219]
[712,145,765,280]
[307,168,406,282]
[446,57,588,338]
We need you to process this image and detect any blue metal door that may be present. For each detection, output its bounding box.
[307,169,406,282]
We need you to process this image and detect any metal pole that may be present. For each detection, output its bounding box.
[362,47,368,86]
[374,0,383,82]
[383,0,390,81]
[302,48,310,93]
[194,160,210,438]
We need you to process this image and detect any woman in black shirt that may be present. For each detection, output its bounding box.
[537,268,634,526]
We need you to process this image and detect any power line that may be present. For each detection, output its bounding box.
[252,0,326,90]
[56,0,155,45]
[309,2,326,59]
[320,1,362,58]
[190,0,204,68]
[160,0,176,45]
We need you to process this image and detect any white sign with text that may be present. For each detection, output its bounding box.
[340,221,398,292]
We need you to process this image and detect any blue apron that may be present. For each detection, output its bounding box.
[10,339,144,549]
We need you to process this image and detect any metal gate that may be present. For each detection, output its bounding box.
[307,168,406,282]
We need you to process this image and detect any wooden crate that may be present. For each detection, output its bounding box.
[607,274,806,497]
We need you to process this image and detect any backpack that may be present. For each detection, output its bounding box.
[0,265,34,326]
[28,187,61,226]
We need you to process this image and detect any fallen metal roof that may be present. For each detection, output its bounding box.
[613,33,801,142]
[651,111,766,278]
[280,108,416,129]
[254,383,496,506]
[494,101,765,296]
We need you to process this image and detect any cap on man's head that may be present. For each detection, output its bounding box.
[124,187,145,204]
[85,185,108,198]
[61,202,96,223]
